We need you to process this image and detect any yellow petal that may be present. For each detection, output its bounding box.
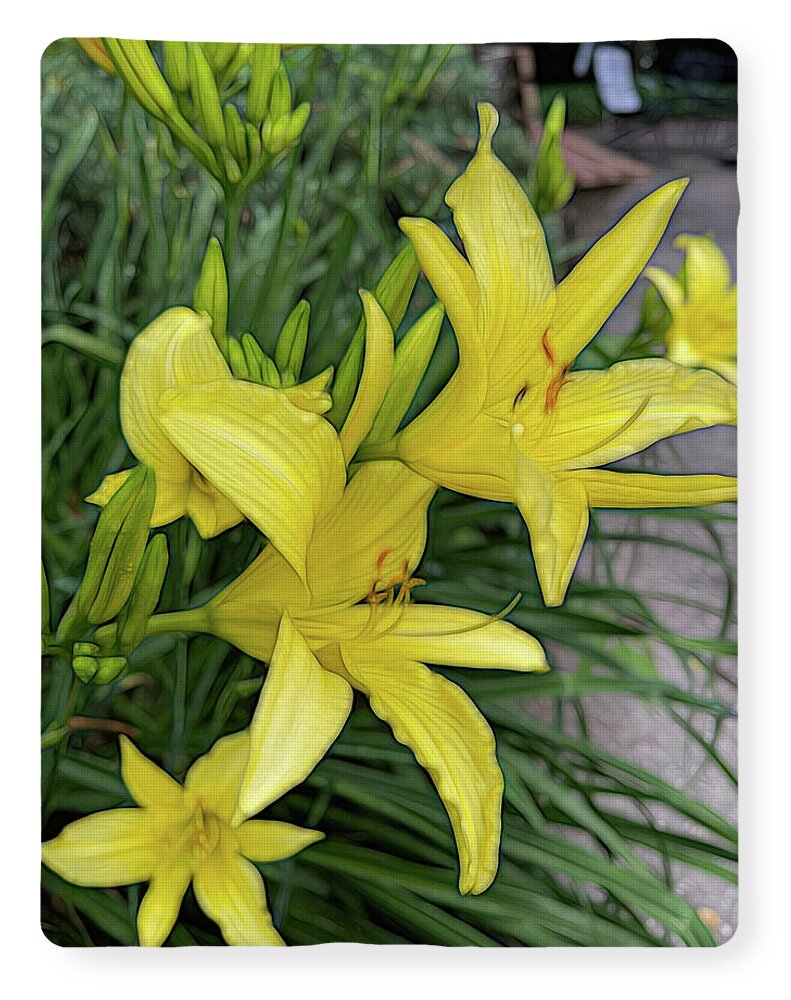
[159,379,346,584]
[523,360,737,471]
[570,469,737,508]
[184,730,250,823]
[120,307,229,483]
[119,736,185,812]
[549,179,688,364]
[192,846,284,946]
[513,453,590,607]
[236,613,352,824]
[675,234,733,298]
[304,462,435,607]
[397,217,480,365]
[345,656,503,894]
[42,809,160,886]
[208,461,436,624]
[236,820,324,863]
[644,265,685,313]
[137,864,191,947]
[86,468,191,529]
[323,603,547,672]
[338,290,395,463]
[184,470,243,539]
[446,103,554,389]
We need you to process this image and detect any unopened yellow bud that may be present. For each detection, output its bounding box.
[115,534,169,653]
[275,300,310,386]
[188,42,226,149]
[247,44,280,124]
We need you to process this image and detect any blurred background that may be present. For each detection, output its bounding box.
[42,40,737,946]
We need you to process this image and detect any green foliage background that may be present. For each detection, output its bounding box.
[41,41,736,947]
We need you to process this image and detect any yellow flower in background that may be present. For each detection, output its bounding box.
[170,461,547,895]
[41,733,322,946]
[390,103,737,607]
[87,307,346,585]
[645,234,737,384]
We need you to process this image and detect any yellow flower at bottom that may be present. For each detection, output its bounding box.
[645,234,737,384]
[41,733,322,946]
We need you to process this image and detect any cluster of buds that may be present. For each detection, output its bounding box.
[52,465,169,684]
[79,39,309,191]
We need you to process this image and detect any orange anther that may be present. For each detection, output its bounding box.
[542,329,554,364]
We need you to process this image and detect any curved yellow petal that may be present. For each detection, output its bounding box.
[675,234,733,298]
[159,379,346,584]
[338,291,395,463]
[446,103,554,386]
[236,613,353,824]
[192,845,284,946]
[644,265,685,313]
[41,809,160,887]
[570,469,737,508]
[120,307,229,484]
[345,656,503,895]
[523,360,737,472]
[549,179,688,364]
[321,603,547,672]
[513,453,590,607]
[184,730,250,824]
[236,821,324,863]
[398,217,480,362]
[119,736,184,812]
[137,864,191,947]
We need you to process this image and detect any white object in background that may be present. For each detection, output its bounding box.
[592,44,642,114]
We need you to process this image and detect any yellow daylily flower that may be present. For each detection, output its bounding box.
[41,732,323,946]
[165,461,548,895]
[645,234,737,384]
[87,307,346,584]
[384,103,737,607]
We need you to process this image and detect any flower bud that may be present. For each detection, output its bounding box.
[245,121,263,165]
[115,534,169,654]
[223,104,248,170]
[267,64,292,122]
[72,656,99,684]
[241,333,265,383]
[531,95,574,217]
[329,245,419,429]
[247,44,280,125]
[188,42,226,149]
[93,656,128,685]
[365,302,444,445]
[194,237,229,352]
[275,300,310,386]
[227,337,249,379]
[78,465,156,625]
[162,41,190,93]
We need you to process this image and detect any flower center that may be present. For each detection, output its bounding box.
[170,801,222,860]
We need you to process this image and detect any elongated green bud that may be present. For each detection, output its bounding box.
[221,44,253,90]
[365,302,444,445]
[275,300,310,386]
[268,65,292,122]
[227,337,249,379]
[263,103,310,155]
[223,103,248,169]
[104,39,179,121]
[115,534,169,653]
[241,333,264,383]
[219,145,243,184]
[163,41,190,93]
[531,95,574,217]
[202,42,238,75]
[248,44,280,124]
[259,352,281,387]
[79,465,156,625]
[245,121,262,164]
[329,245,420,429]
[194,237,229,352]
[188,42,226,148]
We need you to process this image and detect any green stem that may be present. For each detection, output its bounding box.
[145,608,207,638]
